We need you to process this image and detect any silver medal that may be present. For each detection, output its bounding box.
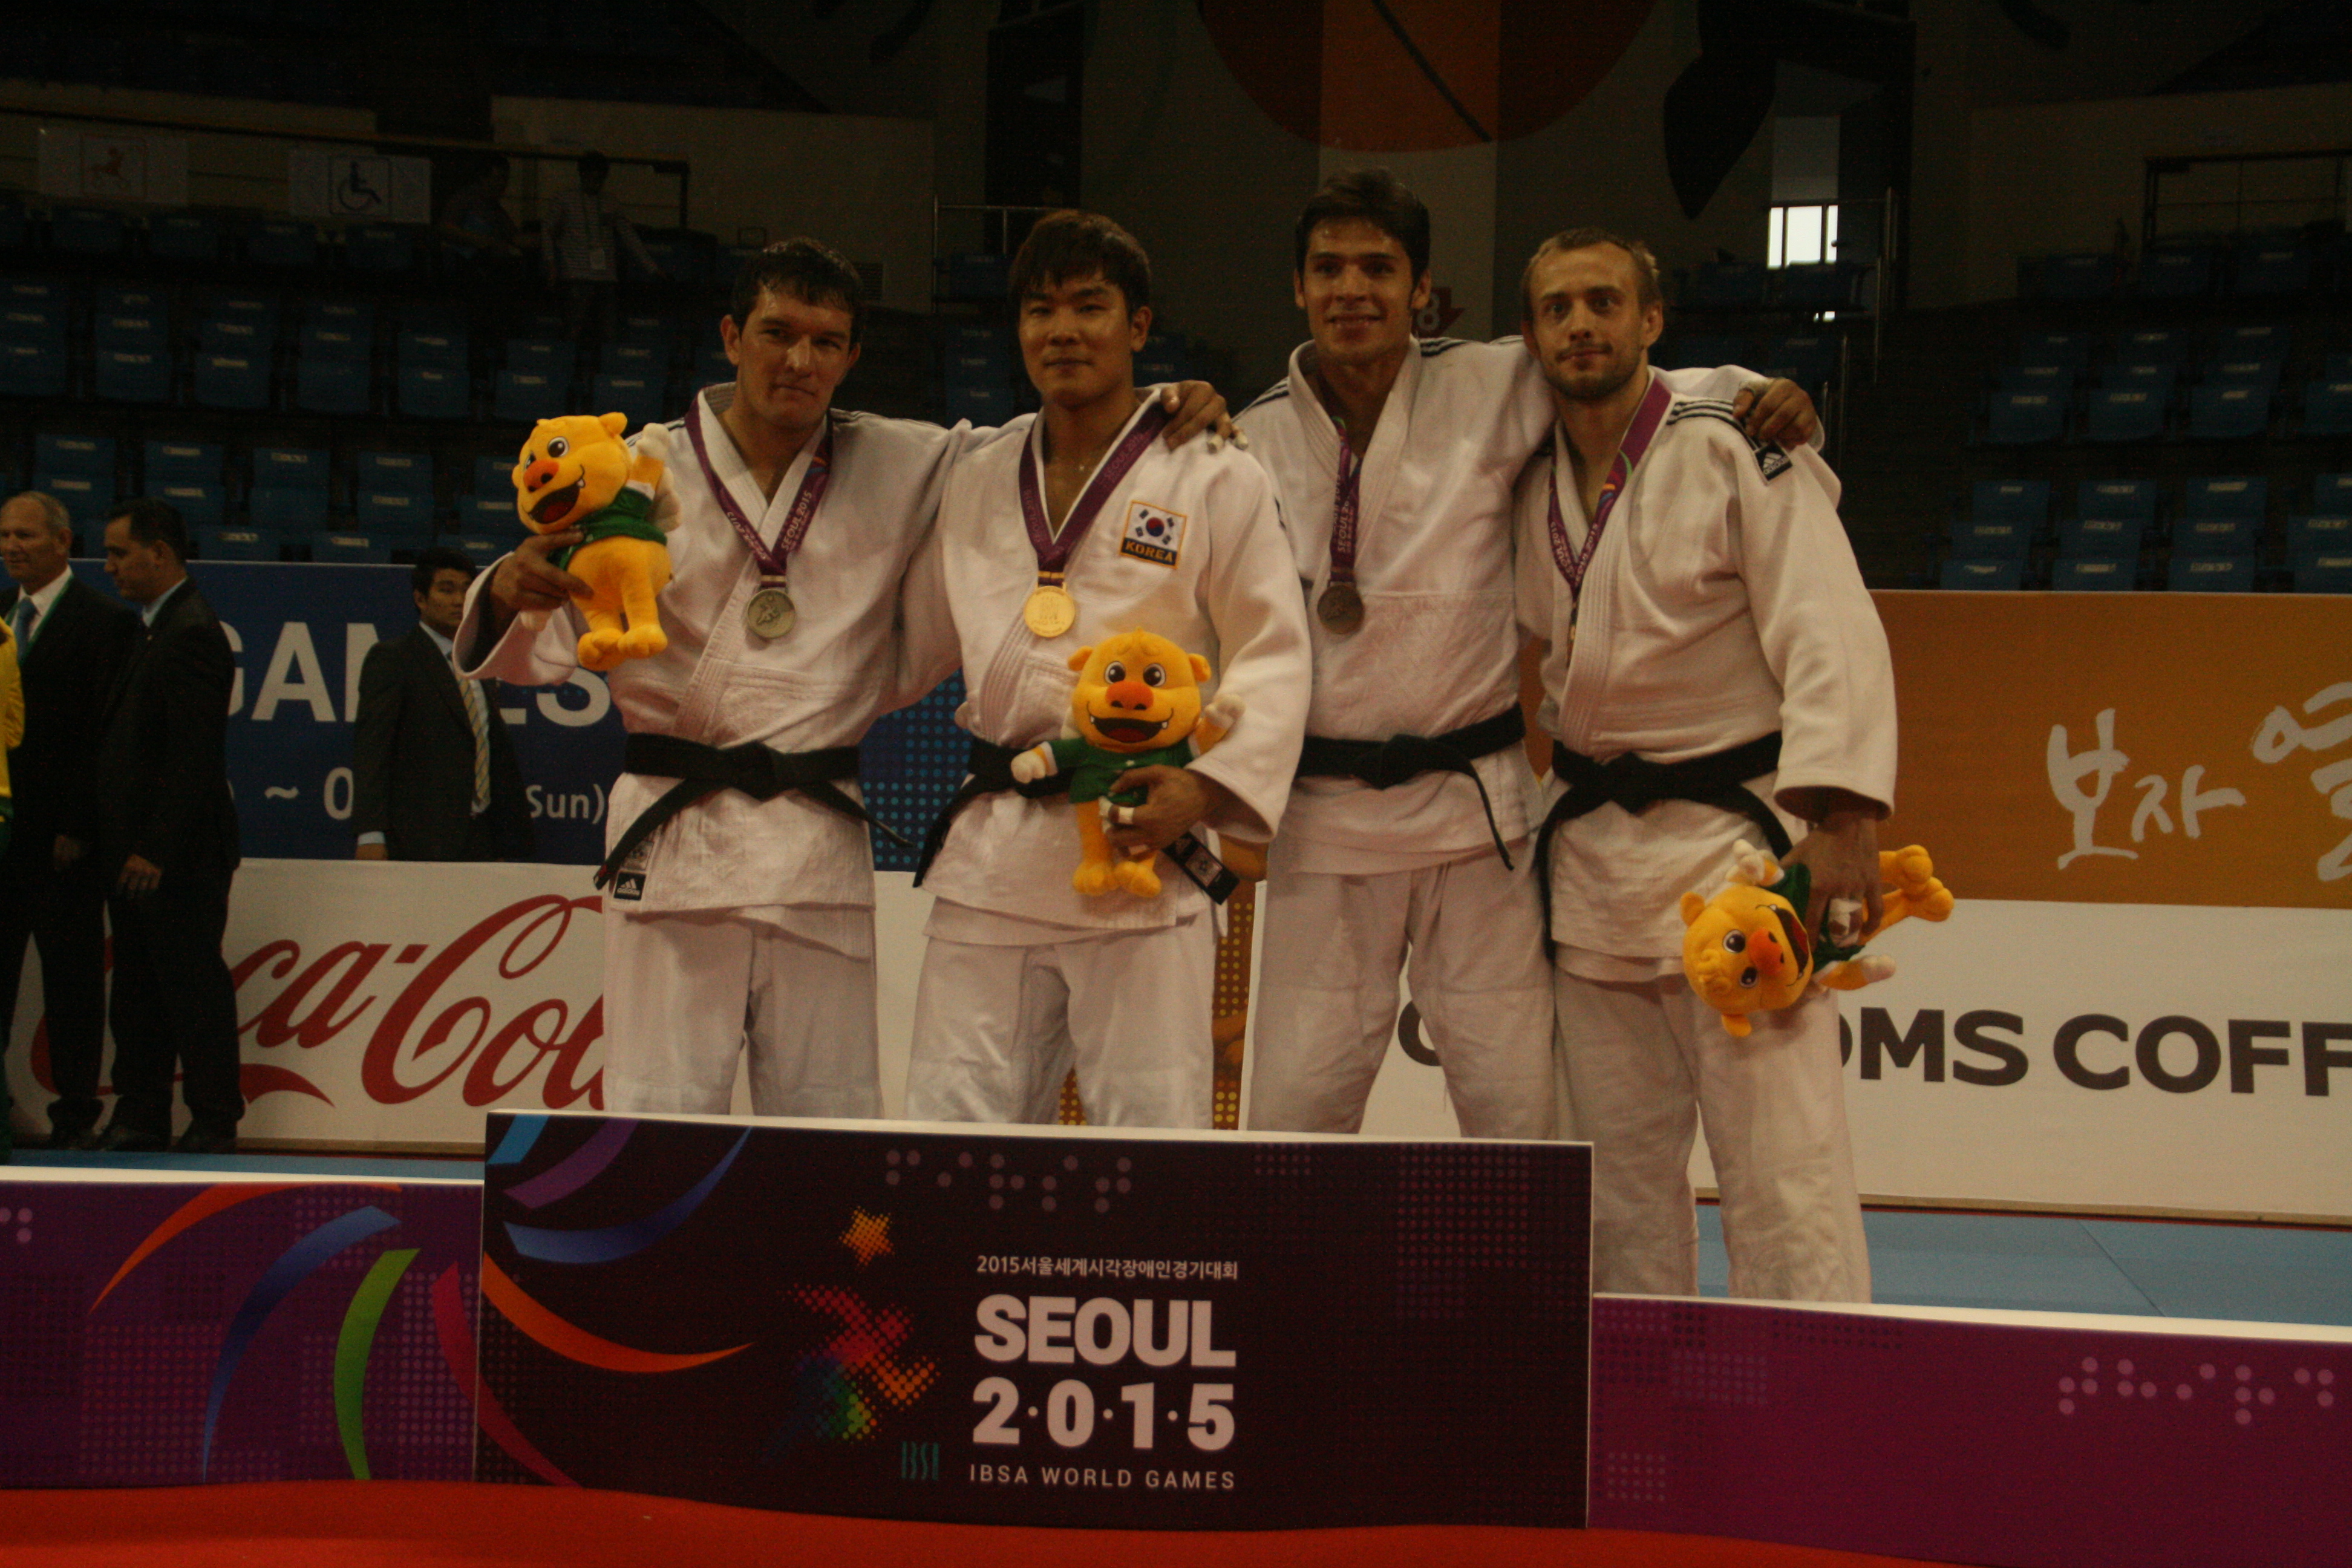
[745,586,797,640]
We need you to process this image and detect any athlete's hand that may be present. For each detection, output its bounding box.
[1731,377,1818,447]
[1159,382,1245,453]
[116,852,162,897]
[491,531,590,618]
[1781,808,1882,941]
[1102,768,1236,857]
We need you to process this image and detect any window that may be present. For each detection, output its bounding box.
[1768,204,1839,269]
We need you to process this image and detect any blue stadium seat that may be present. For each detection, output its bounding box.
[2187,384,2272,440]
[2293,553,2352,593]
[2287,514,2352,558]
[505,338,569,374]
[252,445,329,486]
[1995,362,2075,397]
[2314,474,2352,512]
[2232,242,2310,296]
[2,341,68,397]
[590,373,667,430]
[2099,361,2177,397]
[1940,558,2024,590]
[2181,475,2267,521]
[442,533,508,569]
[0,296,66,352]
[472,454,517,494]
[344,224,418,274]
[193,525,282,562]
[143,440,223,486]
[50,207,126,258]
[94,310,167,351]
[247,486,327,530]
[1970,480,2050,523]
[192,353,270,411]
[2133,247,2212,300]
[2077,479,2160,523]
[354,450,433,497]
[246,220,320,269]
[293,356,370,415]
[397,364,470,419]
[34,433,114,477]
[1985,391,2064,444]
[1947,519,2034,560]
[494,369,563,423]
[148,212,221,263]
[2167,554,2256,592]
[2301,380,2352,438]
[2016,331,2090,370]
[299,321,371,362]
[2051,557,2137,591]
[311,530,391,564]
[2174,515,2261,556]
[2085,388,2164,443]
[151,482,225,528]
[35,472,112,519]
[601,340,667,379]
[2215,322,2290,358]
[2204,355,2284,391]
[94,348,171,403]
[2057,515,2143,559]
[397,328,466,367]
[2110,328,2187,365]
[197,314,275,358]
[456,495,516,534]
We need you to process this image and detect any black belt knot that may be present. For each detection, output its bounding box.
[1531,731,1790,954]
[593,733,908,890]
[1295,704,1526,867]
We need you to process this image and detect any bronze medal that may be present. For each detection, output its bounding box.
[1024,583,1078,639]
[745,586,796,640]
[1316,581,1365,636]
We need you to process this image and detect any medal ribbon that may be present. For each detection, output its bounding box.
[1547,372,1673,601]
[1017,399,1171,586]
[1327,431,1363,589]
[686,387,834,588]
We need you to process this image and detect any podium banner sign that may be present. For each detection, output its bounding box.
[475,1114,1592,1530]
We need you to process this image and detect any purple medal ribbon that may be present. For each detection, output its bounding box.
[1547,372,1673,602]
[1017,399,1171,584]
[685,387,833,589]
[1327,431,1363,589]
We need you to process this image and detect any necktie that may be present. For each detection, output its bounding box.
[456,661,491,815]
[10,596,33,648]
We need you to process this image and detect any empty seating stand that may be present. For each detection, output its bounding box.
[2051,557,2137,591]
[1941,558,2025,590]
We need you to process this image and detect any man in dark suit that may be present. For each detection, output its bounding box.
[92,498,242,1154]
[353,547,532,862]
[0,491,140,1149]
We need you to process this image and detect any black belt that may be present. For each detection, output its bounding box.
[593,733,909,890]
[914,737,1240,904]
[1295,704,1527,868]
[1531,732,1789,952]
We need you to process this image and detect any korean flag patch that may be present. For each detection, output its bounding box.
[1120,500,1186,567]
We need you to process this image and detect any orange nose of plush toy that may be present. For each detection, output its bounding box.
[1105,679,1153,711]
[522,458,561,492]
[1748,925,1788,980]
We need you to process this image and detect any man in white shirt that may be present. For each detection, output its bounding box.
[901,211,1312,1130]
[1514,228,1894,1302]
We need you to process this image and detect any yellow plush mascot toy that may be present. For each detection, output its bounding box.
[1681,841,1955,1037]
[1009,629,1244,897]
[512,413,678,671]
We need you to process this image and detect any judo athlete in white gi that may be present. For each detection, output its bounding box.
[1237,170,1819,1140]
[464,240,1230,1119]
[1512,229,1895,1302]
[903,211,1312,1130]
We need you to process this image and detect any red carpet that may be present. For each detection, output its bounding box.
[1,1482,1974,1567]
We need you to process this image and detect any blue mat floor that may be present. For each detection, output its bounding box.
[8,1148,2345,1327]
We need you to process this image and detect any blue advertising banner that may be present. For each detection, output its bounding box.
[475,1113,1593,1530]
[77,561,972,871]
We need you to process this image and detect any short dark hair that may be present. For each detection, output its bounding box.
[729,237,867,347]
[1008,210,1152,315]
[411,546,476,597]
[1520,227,1665,320]
[1294,169,1432,281]
[108,497,187,561]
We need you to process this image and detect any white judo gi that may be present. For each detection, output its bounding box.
[1237,338,1775,1140]
[901,394,1313,1129]
[1513,374,1896,1302]
[460,387,971,1117]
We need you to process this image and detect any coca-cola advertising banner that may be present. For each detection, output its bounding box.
[475,1112,1592,1529]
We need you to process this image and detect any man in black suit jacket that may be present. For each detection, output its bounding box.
[92,498,243,1155]
[0,492,140,1149]
[352,547,533,861]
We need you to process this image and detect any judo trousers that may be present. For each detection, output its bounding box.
[1249,848,1557,1138]
[601,907,881,1118]
[905,920,1217,1130]
[1552,965,1870,1302]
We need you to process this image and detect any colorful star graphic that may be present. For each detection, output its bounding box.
[840,1208,893,1267]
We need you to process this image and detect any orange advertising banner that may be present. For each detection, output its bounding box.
[1873,591,2352,909]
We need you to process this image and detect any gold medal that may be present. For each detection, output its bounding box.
[1316,581,1365,636]
[1024,583,1077,638]
[745,586,796,640]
